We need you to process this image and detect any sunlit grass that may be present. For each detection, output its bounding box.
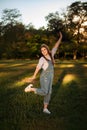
[62,74,77,85]
[58,64,75,68]
[9,63,24,67]
[83,64,87,67]
[13,76,33,88]
[0,63,6,67]
[0,59,87,130]
[0,72,11,78]
[13,80,25,88]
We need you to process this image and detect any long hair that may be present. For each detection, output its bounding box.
[40,44,54,65]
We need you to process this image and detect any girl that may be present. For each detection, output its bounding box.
[24,32,62,114]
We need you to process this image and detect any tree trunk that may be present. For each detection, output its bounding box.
[73,50,77,60]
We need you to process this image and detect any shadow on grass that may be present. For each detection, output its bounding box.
[50,62,87,130]
[0,61,87,130]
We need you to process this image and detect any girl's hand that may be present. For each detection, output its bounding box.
[23,76,36,83]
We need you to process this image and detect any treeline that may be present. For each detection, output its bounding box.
[0,1,87,60]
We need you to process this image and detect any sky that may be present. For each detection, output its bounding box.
[0,0,86,29]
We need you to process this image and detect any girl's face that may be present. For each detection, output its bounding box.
[41,47,48,56]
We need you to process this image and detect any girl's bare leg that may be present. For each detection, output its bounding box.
[44,103,48,109]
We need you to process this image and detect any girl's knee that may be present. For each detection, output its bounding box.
[44,91,49,95]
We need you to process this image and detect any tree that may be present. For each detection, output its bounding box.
[45,12,63,34]
[0,22,4,59]
[0,9,26,58]
[1,8,22,37]
[1,8,21,26]
[67,1,87,59]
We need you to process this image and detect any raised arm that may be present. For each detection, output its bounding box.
[53,32,62,49]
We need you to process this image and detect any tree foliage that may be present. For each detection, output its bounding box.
[0,2,87,60]
[1,8,21,25]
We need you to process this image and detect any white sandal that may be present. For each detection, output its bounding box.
[24,84,33,92]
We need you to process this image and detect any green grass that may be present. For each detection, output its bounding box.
[0,59,87,130]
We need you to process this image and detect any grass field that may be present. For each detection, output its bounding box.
[0,59,87,130]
